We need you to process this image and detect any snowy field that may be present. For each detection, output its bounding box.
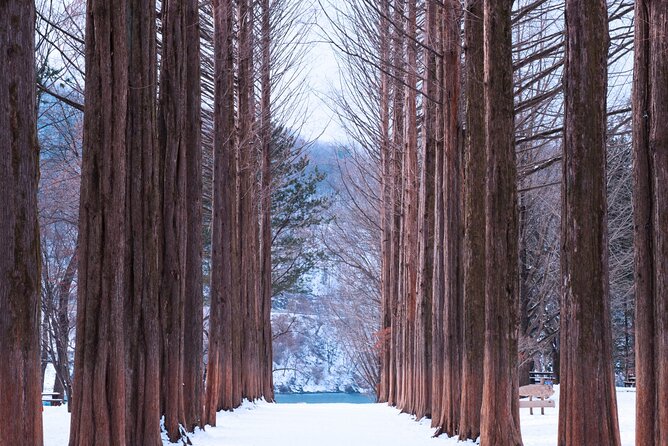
[43,387,636,445]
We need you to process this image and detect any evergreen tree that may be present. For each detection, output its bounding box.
[271,127,331,306]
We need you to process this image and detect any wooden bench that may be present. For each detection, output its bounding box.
[624,374,636,388]
[42,392,63,406]
[519,384,555,415]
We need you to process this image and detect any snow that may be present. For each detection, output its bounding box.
[44,387,637,446]
[43,406,71,446]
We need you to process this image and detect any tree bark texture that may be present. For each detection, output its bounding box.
[260,0,275,401]
[206,0,236,423]
[0,2,43,444]
[459,0,486,440]
[435,0,463,436]
[71,1,130,444]
[378,0,393,404]
[124,1,162,443]
[159,0,204,438]
[414,0,438,420]
[479,0,522,445]
[558,0,621,445]
[633,1,668,445]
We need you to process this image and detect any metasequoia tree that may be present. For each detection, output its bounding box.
[458,0,485,440]
[159,0,204,439]
[479,0,522,445]
[205,0,236,423]
[205,0,274,421]
[378,0,392,405]
[558,0,621,444]
[413,0,438,420]
[434,0,463,436]
[69,0,163,444]
[633,1,668,444]
[0,1,43,444]
[69,0,131,442]
[259,0,275,400]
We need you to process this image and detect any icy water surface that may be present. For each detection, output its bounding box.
[274,392,376,404]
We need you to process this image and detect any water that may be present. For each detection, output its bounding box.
[274,392,376,404]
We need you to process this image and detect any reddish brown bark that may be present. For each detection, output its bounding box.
[388,0,405,408]
[206,0,236,424]
[558,0,620,445]
[0,2,43,444]
[633,1,668,445]
[238,0,260,402]
[159,0,204,438]
[124,1,162,443]
[259,0,275,401]
[479,0,522,445]
[430,2,445,425]
[413,0,439,420]
[459,0,485,440]
[436,0,463,436]
[183,0,205,430]
[70,2,130,445]
[378,0,392,404]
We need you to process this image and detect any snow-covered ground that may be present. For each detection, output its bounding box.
[43,387,636,445]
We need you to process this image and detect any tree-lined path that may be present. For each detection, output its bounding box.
[43,389,638,446]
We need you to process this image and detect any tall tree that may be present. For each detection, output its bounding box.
[69,1,131,443]
[558,0,620,444]
[436,0,463,436]
[378,0,393,405]
[479,0,522,445]
[633,1,668,444]
[124,0,162,443]
[69,0,162,444]
[159,0,204,439]
[182,0,205,431]
[459,0,485,440]
[415,0,436,420]
[205,0,237,423]
[259,0,275,400]
[0,1,43,444]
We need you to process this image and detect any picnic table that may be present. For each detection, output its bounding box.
[529,371,555,385]
[42,392,63,406]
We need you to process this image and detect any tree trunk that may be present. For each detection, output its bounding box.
[0,2,43,444]
[414,0,438,420]
[633,1,668,445]
[479,1,522,445]
[260,0,275,401]
[436,0,463,436]
[159,0,203,438]
[558,0,620,445]
[459,0,485,440]
[389,0,405,408]
[378,0,392,404]
[69,2,130,444]
[56,247,77,410]
[183,0,204,430]
[430,3,445,425]
[124,1,162,444]
[206,0,237,423]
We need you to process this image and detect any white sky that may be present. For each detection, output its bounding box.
[296,1,347,143]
